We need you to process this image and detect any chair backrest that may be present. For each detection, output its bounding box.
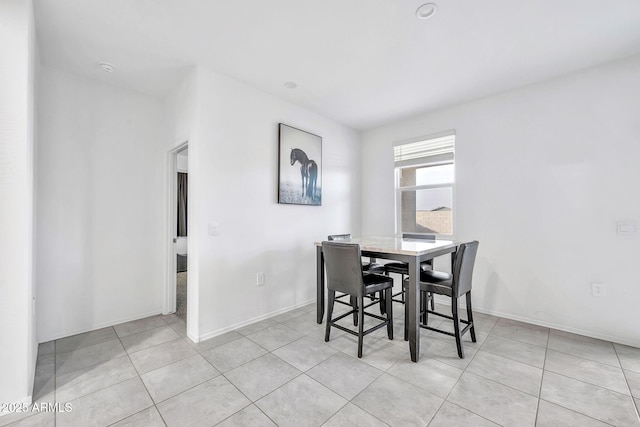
[402,233,435,240]
[322,241,364,297]
[452,241,479,297]
[328,234,351,241]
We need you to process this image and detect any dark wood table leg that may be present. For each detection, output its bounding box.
[316,246,324,324]
[408,257,420,362]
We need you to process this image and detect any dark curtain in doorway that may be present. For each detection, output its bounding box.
[177,172,188,236]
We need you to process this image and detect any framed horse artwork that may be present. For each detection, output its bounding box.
[278,123,322,206]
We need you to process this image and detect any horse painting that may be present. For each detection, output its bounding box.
[290,148,318,199]
[278,123,322,205]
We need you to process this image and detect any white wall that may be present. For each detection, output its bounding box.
[36,66,167,341]
[362,55,640,347]
[179,67,362,340]
[0,0,37,408]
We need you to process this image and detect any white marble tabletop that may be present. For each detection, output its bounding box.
[315,236,459,256]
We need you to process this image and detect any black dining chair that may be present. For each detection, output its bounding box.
[328,234,387,318]
[384,233,436,306]
[322,241,394,358]
[328,234,384,274]
[403,240,479,358]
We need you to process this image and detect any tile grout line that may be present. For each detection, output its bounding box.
[357,305,498,426]
[51,327,142,426]
[131,318,170,426]
[214,315,330,424]
[114,325,163,426]
[539,370,633,425]
[476,320,622,424]
[131,341,201,377]
[346,397,390,427]
[138,314,217,426]
[544,338,623,369]
[216,367,295,427]
[330,359,389,427]
[533,326,550,427]
[613,344,640,424]
[188,320,279,425]
[54,336,122,358]
[272,311,390,426]
[55,333,138,424]
[426,316,508,426]
[142,316,172,426]
[532,335,633,405]
[479,331,548,368]
[542,368,636,400]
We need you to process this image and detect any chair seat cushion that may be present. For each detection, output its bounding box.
[363,273,393,295]
[384,261,433,275]
[363,262,385,274]
[419,270,453,297]
[384,262,408,274]
[402,269,454,296]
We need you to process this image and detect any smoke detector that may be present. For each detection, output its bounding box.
[99,62,116,73]
[416,3,437,20]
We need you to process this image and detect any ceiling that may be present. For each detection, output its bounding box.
[33,0,640,131]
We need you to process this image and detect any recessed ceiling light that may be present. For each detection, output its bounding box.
[99,62,116,73]
[416,3,437,20]
[284,81,297,89]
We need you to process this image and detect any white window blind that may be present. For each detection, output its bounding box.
[393,132,455,168]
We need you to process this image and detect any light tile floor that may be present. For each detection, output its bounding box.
[2,301,640,426]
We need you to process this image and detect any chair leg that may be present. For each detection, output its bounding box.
[429,292,435,310]
[325,290,335,342]
[452,297,464,358]
[401,274,405,303]
[386,287,393,340]
[350,296,358,326]
[357,296,365,358]
[379,291,386,315]
[424,293,429,325]
[466,291,476,343]
[403,297,408,341]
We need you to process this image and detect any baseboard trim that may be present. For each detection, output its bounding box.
[432,296,639,348]
[198,299,315,343]
[38,309,165,343]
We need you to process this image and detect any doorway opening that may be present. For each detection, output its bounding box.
[175,146,188,320]
[166,142,188,322]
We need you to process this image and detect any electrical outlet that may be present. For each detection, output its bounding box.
[591,282,607,297]
[257,272,265,286]
[208,222,219,235]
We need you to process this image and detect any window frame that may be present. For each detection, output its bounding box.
[393,132,455,238]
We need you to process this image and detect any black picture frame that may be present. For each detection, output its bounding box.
[278,123,322,206]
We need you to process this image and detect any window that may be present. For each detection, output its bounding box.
[394,132,455,236]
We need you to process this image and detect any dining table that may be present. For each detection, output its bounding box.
[315,236,459,362]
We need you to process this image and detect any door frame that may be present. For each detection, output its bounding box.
[165,141,189,316]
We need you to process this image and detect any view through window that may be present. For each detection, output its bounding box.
[394,132,455,235]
